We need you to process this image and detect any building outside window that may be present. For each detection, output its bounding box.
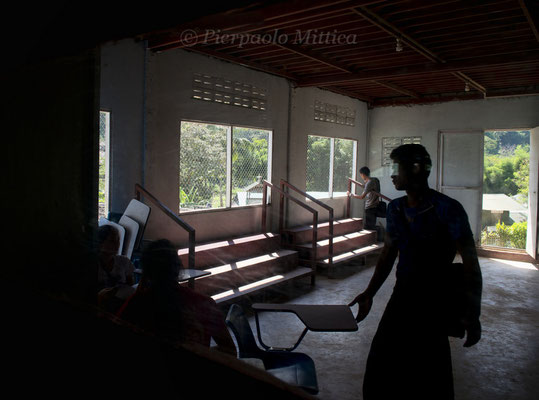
[481,130,530,249]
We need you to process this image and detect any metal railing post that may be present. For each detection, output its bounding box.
[279,179,334,268]
[346,179,352,218]
[261,180,319,284]
[188,231,196,269]
[134,184,196,269]
[262,182,267,233]
[311,211,318,285]
[328,208,334,269]
[279,189,285,235]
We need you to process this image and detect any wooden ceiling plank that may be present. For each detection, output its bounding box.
[519,0,539,43]
[451,71,487,94]
[258,10,360,33]
[372,80,420,98]
[226,45,286,58]
[397,5,522,31]
[271,42,354,73]
[185,47,299,81]
[485,85,539,98]
[206,13,381,51]
[418,21,530,44]
[144,1,539,107]
[373,93,486,107]
[427,31,533,51]
[322,86,374,103]
[445,42,539,61]
[350,6,444,63]
[410,13,527,37]
[211,3,379,39]
[439,42,538,61]
[147,0,386,50]
[368,0,459,16]
[297,52,539,87]
[258,0,385,22]
[385,0,515,23]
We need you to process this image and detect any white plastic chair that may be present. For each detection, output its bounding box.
[118,215,139,260]
[122,199,151,255]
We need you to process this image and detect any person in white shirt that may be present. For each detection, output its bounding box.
[357,166,380,230]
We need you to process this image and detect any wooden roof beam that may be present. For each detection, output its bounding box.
[451,71,487,95]
[485,86,539,98]
[323,86,374,103]
[372,86,539,107]
[170,30,357,74]
[297,52,539,87]
[185,47,299,82]
[349,4,493,97]
[350,6,444,63]
[271,42,354,73]
[147,0,385,50]
[371,80,420,98]
[519,0,539,43]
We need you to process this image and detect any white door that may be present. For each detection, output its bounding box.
[527,127,538,260]
[438,130,484,244]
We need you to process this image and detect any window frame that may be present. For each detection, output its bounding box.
[98,110,111,219]
[306,134,358,200]
[179,119,273,214]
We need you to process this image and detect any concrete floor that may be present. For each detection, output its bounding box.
[236,256,539,399]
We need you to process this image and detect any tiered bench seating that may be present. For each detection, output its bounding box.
[284,217,383,269]
[177,233,312,304]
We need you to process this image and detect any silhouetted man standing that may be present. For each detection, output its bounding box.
[349,144,482,400]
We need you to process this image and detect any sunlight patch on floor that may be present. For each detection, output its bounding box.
[486,258,538,271]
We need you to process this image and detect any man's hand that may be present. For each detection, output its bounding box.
[348,232,397,324]
[348,292,373,323]
[463,318,481,347]
[455,234,482,348]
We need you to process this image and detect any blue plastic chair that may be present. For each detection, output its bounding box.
[225,304,319,395]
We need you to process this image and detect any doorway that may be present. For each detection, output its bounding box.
[438,130,484,243]
[481,130,530,250]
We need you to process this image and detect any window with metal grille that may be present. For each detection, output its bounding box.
[98,110,111,219]
[306,135,357,199]
[179,121,272,213]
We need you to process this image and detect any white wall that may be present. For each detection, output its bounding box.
[368,96,539,201]
[288,87,369,226]
[100,39,146,214]
[145,49,291,245]
[103,40,539,247]
[101,43,370,247]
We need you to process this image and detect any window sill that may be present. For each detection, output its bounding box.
[178,203,268,216]
[305,194,349,202]
[476,245,537,264]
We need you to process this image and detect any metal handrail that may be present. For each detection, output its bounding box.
[280,179,334,267]
[346,177,392,218]
[135,183,196,269]
[262,180,318,284]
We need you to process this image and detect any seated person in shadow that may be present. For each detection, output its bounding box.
[117,239,236,356]
[97,224,136,313]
